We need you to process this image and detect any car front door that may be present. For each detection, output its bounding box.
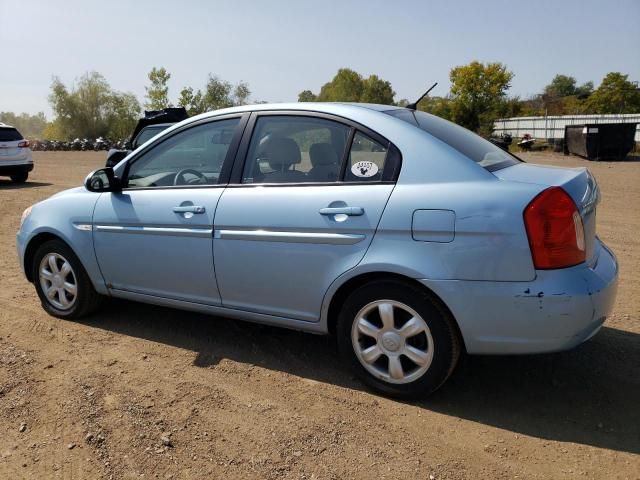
[92,115,245,305]
[213,113,400,321]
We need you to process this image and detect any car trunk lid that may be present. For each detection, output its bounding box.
[493,163,599,262]
[0,141,24,160]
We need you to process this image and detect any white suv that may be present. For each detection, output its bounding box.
[0,123,33,183]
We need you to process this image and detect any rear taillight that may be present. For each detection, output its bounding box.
[18,140,30,148]
[524,187,586,269]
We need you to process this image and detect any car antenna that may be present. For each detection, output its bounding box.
[406,82,438,111]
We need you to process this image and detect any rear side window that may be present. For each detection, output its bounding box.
[242,116,350,184]
[0,128,23,141]
[386,109,519,171]
[345,132,388,182]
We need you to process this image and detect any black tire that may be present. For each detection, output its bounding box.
[336,280,461,399]
[10,172,28,183]
[31,239,102,319]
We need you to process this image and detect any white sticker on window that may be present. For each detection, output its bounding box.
[351,161,379,178]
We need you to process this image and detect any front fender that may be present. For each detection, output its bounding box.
[17,188,108,295]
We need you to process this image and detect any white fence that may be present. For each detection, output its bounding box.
[493,114,640,142]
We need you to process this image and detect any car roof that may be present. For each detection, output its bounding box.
[0,122,17,129]
[187,102,406,122]
[335,103,404,112]
[140,123,174,129]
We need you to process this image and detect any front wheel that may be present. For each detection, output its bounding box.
[32,239,102,319]
[336,280,461,399]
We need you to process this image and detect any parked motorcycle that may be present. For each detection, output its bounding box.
[518,133,535,151]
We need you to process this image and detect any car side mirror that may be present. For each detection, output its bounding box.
[84,167,122,192]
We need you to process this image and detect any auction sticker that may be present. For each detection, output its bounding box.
[351,161,378,178]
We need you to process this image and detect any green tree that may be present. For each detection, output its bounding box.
[177,86,204,116]
[544,74,593,99]
[317,68,363,102]
[178,75,251,115]
[516,95,545,117]
[200,75,234,111]
[541,74,594,114]
[360,75,395,104]
[106,92,141,139]
[586,72,640,114]
[298,90,317,102]
[48,71,140,139]
[145,67,171,110]
[544,74,578,97]
[304,68,396,104]
[575,81,594,99]
[417,96,454,121]
[233,82,251,106]
[449,61,514,134]
[0,112,48,138]
[49,72,113,139]
[42,121,65,140]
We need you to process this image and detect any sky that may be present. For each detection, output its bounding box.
[1,0,639,117]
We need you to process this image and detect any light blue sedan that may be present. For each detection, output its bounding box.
[16,103,618,397]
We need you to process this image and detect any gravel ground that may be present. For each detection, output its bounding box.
[0,151,638,479]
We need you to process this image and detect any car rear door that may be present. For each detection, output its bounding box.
[92,115,247,305]
[213,112,400,322]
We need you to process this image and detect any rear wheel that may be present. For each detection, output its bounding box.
[336,280,461,399]
[10,172,28,183]
[32,240,102,319]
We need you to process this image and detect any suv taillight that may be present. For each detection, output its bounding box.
[524,187,585,269]
[18,140,30,148]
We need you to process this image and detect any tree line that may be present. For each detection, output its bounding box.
[2,63,638,140]
[298,65,640,136]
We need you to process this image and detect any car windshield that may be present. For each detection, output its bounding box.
[0,128,23,141]
[384,109,520,171]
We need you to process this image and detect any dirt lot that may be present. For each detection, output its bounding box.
[0,151,638,479]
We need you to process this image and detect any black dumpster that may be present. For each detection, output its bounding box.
[548,138,564,153]
[564,123,637,161]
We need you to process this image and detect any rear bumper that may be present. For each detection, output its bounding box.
[0,161,33,175]
[421,238,618,354]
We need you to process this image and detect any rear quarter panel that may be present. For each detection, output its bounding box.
[345,113,546,282]
[365,180,545,281]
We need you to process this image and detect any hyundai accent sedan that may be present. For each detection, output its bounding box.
[16,103,618,398]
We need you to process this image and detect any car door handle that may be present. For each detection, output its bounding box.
[173,205,206,214]
[319,206,364,216]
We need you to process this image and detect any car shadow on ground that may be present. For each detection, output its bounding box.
[0,180,52,189]
[84,299,640,455]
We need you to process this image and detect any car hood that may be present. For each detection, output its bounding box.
[49,186,87,199]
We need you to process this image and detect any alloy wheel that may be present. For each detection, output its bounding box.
[351,300,434,384]
[38,253,78,310]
